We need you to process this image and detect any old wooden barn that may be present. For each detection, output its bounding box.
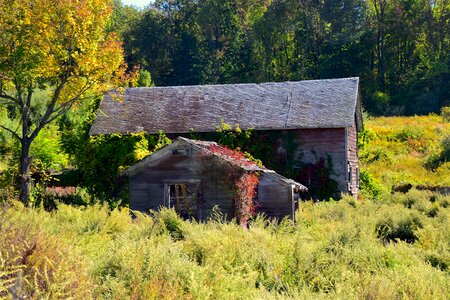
[91,77,363,197]
[123,137,307,221]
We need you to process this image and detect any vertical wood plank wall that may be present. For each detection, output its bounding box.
[290,128,348,193]
[257,174,292,218]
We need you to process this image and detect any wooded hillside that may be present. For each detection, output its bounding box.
[115,0,449,115]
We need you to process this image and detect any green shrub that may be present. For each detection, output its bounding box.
[360,146,392,163]
[154,208,186,241]
[441,106,450,122]
[424,136,450,170]
[425,252,448,272]
[376,213,423,244]
[137,69,154,87]
[395,126,423,142]
[359,169,383,200]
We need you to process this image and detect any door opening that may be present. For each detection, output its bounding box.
[167,183,200,218]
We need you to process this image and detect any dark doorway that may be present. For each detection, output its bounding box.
[168,183,200,218]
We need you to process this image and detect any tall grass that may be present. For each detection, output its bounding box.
[1,190,449,299]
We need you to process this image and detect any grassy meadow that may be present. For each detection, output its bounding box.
[1,114,449,299]
[361,114,450,191]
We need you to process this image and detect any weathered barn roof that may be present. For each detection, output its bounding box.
[124,137,307,191]
[90,77,362,135]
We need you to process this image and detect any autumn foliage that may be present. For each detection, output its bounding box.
[234,173,259,226]
[206,144,260,168]
[0,0,134,203]
[205,144,259,225]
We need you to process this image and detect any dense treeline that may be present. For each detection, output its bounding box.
[115,0,449,115]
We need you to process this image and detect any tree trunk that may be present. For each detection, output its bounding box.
[19,139,32,205]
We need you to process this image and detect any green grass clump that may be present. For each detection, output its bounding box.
[1,190,449,299]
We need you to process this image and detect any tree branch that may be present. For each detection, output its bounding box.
[26,85,32,109]
[0,90,19,105]
[0,124,21,142]
[28,77,94,142]
[28,78,67,143]
[37,82,95,129]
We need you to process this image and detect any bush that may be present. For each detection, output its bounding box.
[154,208,186,241]
[0,202,93,298]
[359,169,383,200]
[360,146,391,163]
[395,126,423,142]
[376,213,423,244]
[137,69,154,87]
[424,136,450,171]
[441,106,450,122]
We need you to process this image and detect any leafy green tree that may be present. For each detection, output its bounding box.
[0,0,131,204]
[137,69,155,87]
[120,0,448,114]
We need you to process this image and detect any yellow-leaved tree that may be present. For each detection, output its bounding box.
[0,0,133,204]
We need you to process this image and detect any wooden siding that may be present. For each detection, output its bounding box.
[290,128,348,193]
[257,174,293,219]
[347,120,359,196]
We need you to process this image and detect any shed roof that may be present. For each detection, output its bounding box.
[90,77,361,135]
[124,137,307,191]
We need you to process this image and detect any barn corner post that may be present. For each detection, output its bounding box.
[290,184,296,223]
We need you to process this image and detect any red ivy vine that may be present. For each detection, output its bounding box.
[206,144,258,168]
[235,173,259,226]
[202,144,260,226]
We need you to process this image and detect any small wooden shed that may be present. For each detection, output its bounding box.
[123,137,307,221]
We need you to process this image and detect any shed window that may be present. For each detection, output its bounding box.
[167,183,199,218]
[172,148,191,156]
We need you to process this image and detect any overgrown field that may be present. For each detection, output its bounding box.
[1,114,449,299]
[1,191,449,299]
